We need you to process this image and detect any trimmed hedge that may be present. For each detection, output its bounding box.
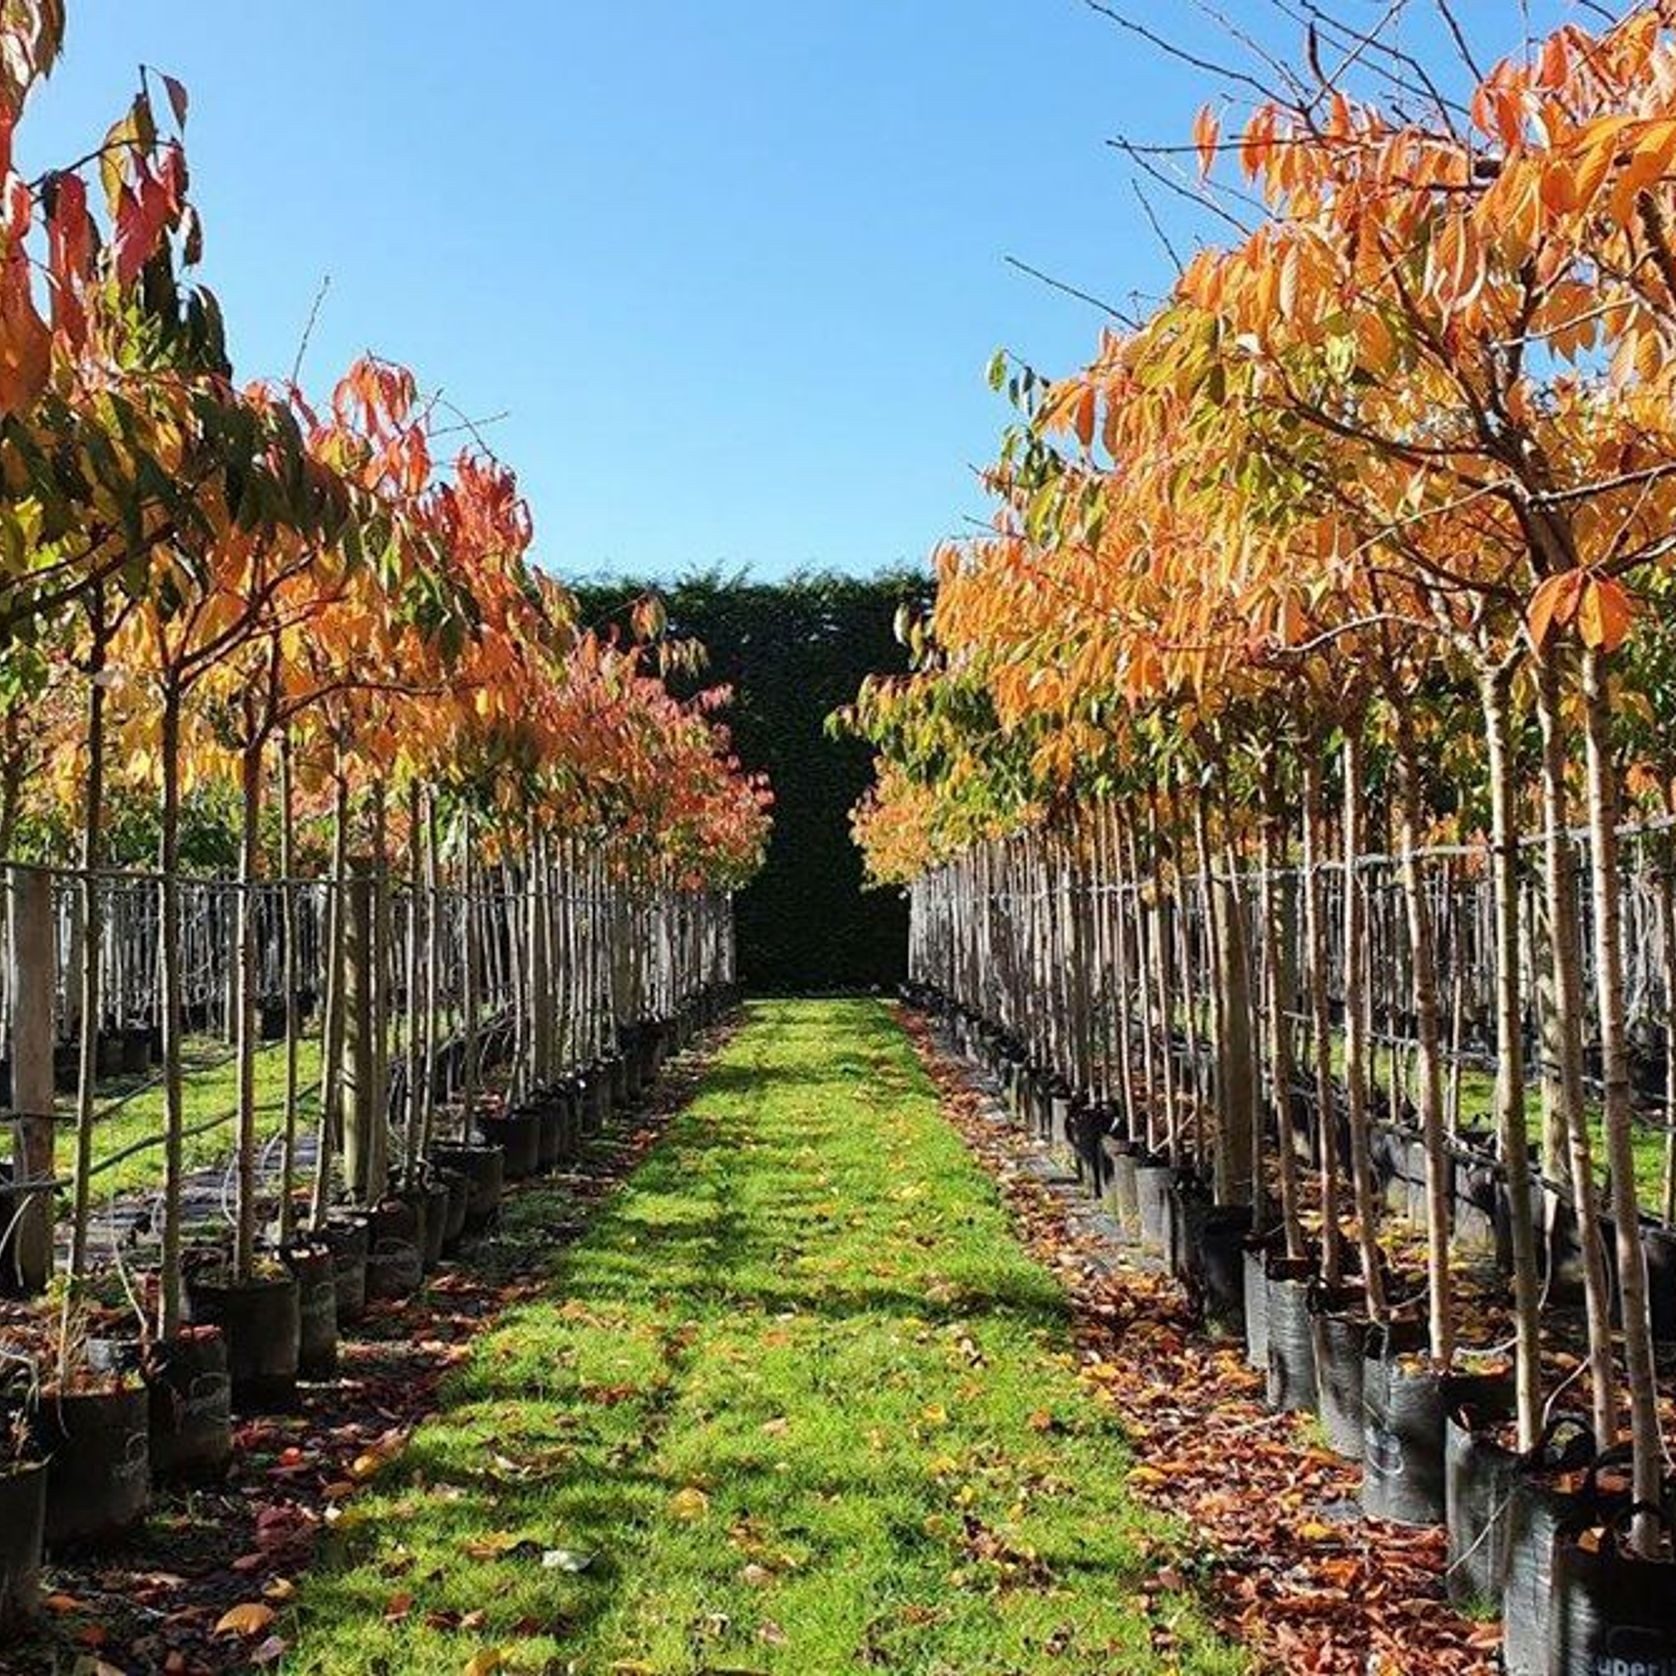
[571,569,929,994]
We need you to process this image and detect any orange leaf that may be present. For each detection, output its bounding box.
[1527,570,1584,648]
[1579,574,1634,652]
[1193,105,1219,177]
[215,1602,277,1638]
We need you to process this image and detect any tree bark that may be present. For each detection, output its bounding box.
[1481,661,1543,1450]
[1535,653,1616,1446]
[1582,646,1661,1550]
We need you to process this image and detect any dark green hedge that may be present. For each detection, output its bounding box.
[570,569,929,995]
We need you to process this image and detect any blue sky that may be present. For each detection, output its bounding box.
[17,2,1582,583]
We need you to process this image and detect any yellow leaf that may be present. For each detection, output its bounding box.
[670,1485,711,1521]
[462,1651,506,1676]
[215,1602,277,1638]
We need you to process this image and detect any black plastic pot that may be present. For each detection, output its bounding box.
[1361,1320,1445,1525]
[1450,1145,1502,1258]
[431,1142,503,1231]
[145,1326,232,1484]
[1265,1255,1319,1414]
[1643,1220,1676,1343]
[535,1097,565,1171]
[95,1029,124,1081]
[364,1195,424,1301]
[1309,1284,1370,1461]
[1405,1135,1444,1228]
[1134,1159,1173,1256]
[1199,1204,1251,1338]
[477,1109,539,1181]
[578,1072,604,1135]
[421,1179,451,1269]
[1165,1171,1212,1285]
[1541,1181,1588,1305]
[119,1025,152,1076]
[557,1082,583,1158]
[1440,1366,1519,1612]
[1501,1420,1604,1676]
[38,1383,150,1546]
[0,1458,46,1629]
[436,1167,469,1251]
[323,1214,371,1326]
[184,1268,301,1410]
[1242,1238,1273,1372]
[1549,1506,1676,1675]
[283,1241,339,1380]
[1103,1138,1141,1238]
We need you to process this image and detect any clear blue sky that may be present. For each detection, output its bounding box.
[17,2,1580,583]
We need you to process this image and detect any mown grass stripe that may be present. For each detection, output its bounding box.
[288,999,1242,1675]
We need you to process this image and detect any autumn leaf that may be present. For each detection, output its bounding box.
[1527,569,1585,648]
[1577,574,1634,652]
[214,1601,278,1637]
[1192,104,1219,177]
[670,1485,711,1521]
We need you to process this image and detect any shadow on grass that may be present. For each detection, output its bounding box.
[289,1003,1238,1676]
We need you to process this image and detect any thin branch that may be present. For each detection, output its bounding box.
[1003,256,1138,326]
[1080,0,1288,104]
[289,273,331,389]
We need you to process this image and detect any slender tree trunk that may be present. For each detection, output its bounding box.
[1341,728,1386,1314]
[159,686,186,1336]
[405,779,424,1179]
[1481,661,1543,1451]
[1536,654,1616,1446]
[1303,748,1342,1285]
[234,737,263,1279]
[421,787,440,1151]
[278,729,300,1242]
[1582,646,1661,1551]
[1394,719,1451,1364]
[68,601,106,1289]
[1261,756,1305,1257]
[310,770,350,1225]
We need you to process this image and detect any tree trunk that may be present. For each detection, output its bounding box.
[1394,719,1451,1364]
[1581,646,1661,1551]
[1261,756,1305,1257]
[1341,728,1386,1315]
[278,728,300,1242]
[1302,748,1343,1285]
[1481,662,1543,1451]
[158,687,185,1334]
[1536,653,1616,1446]
[234,738,263,1279]
[310,770,350,1225]
[68,602,106,1288]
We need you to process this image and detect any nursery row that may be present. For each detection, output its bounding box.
[841,5,1676,1671]
[0,0,770,1660]
[0,963,741,1642]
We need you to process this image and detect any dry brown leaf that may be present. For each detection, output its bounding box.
[214,1601,277,1638]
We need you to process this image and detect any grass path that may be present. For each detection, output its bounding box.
[287,999,1241,1675]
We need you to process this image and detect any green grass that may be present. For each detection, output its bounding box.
[284,999,1242,1676]
[71,1034,323,1201]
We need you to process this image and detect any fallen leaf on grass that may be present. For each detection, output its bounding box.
[670,1486,710,1520]
[541,1547,596,1572]
[462,1651,505,1676]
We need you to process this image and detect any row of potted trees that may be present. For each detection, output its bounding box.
[0,961,743,1634]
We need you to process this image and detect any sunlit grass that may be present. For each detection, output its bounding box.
[284,999,1244,1675]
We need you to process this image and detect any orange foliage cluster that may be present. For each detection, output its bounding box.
[0,3,769,886]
